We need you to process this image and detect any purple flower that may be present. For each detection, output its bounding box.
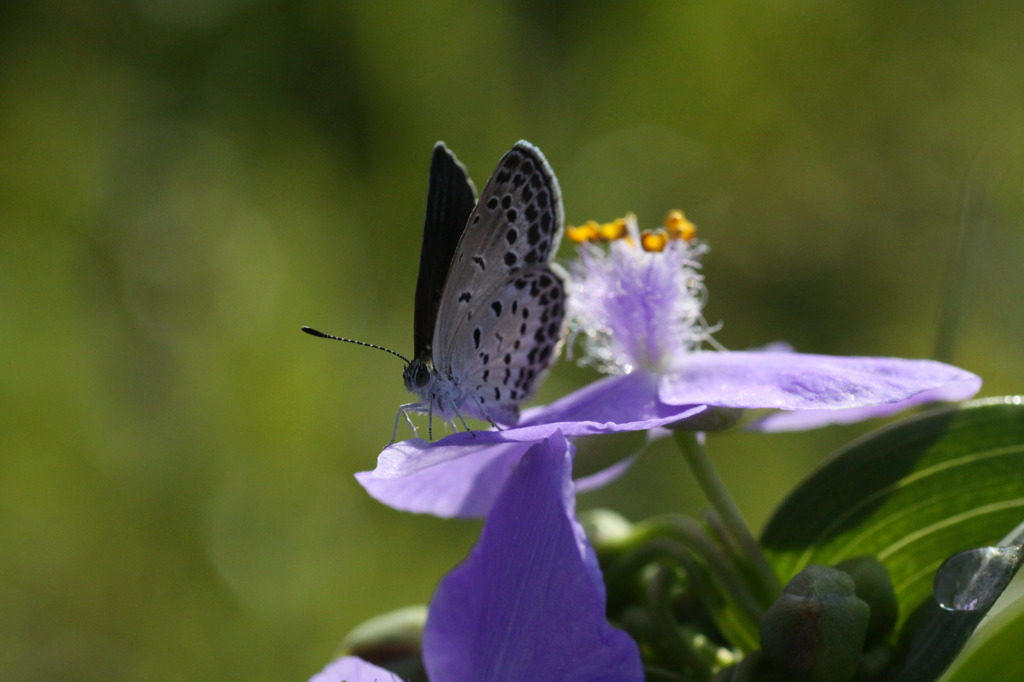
[422,432,642,681]
[357,212,980,518]
[330,213,983,681]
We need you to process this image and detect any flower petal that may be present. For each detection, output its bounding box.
[659,351,981,414]
[422,433,643,682]
[520,371,707,431]
[574,453,639,494]
[308,656,401,682]
[356,436,532,518]
[749,382,980,431]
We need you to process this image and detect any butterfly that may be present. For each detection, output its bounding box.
[305,141,566,439]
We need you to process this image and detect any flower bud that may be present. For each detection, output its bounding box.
[340,605,426,678]
[578,508,634,552]
[760,564,869,682]
[833,556,898,645]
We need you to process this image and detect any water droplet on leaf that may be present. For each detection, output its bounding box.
[934,545,1022,612]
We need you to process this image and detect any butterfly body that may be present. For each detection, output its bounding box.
[401,141,566,434]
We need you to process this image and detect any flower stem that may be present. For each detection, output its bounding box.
[672,430,780,603]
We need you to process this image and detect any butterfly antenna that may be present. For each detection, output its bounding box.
[301,327,411,364]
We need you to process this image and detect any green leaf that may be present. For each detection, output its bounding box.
[762,397,1024,608]
[760,397,1024,680]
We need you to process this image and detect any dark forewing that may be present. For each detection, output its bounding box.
[413,142,477,359]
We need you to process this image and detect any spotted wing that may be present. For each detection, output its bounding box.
[445,265,566,425]
[432,141,565,424]
[412,142,477,361]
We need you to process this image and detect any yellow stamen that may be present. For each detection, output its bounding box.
[597,218,627,242]
[665,210,696,241]
[641,229,668,252]
[567,221,599,243]
[569,212,692,249]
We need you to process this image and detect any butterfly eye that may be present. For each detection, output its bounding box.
[411,362,432,389]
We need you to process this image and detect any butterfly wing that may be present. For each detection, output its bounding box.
[432,141,565,424]
[450,265,566,424]
[413,142,477,361]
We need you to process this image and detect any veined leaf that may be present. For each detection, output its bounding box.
[760,397,1024,681]
[762,397,1024,610]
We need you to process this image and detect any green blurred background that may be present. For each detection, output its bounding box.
[2,2,1022,680]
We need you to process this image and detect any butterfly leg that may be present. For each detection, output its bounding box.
[390,403,421,445]
[427,403,473,439]
[466,393,501,433]
[453,409,476,437]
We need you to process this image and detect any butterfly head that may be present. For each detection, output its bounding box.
[402,355,435,393]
